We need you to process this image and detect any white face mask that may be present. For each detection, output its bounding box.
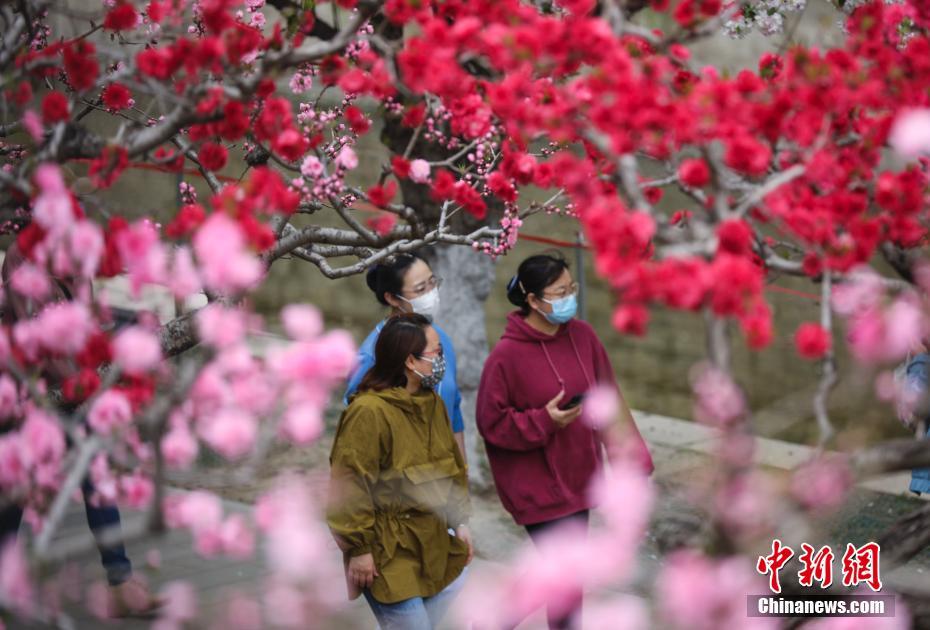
[400,287,440,320]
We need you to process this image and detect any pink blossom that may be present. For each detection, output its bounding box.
[219,514,255,558]
[193,213,263,294]
[0,539,34,616]
[0,374,20,420]
[268,331,356,384]
[89,454,118,504]
[168,246,202,299]
[162,425,199,469]
[88,389,133,434]
[85,580,110,620]
[0,434,28,490]
[22,110,43,141]
[229,371,276,417]
[889,108,930,158]
[714,472,778,538]
[10,263,50,301]
[20,408,65,464]
[196,305,247,348]
[11,320,41,362]
[409,158,430,183]
[790,456,853,513]
[335,145,358,170]
[198,409,257,459]
[35,302,95,356]
[884,294,925,360]
[263,582,307,627]
[262,478,330,581]
[32,167,73,238]
[582,384,618,429]
[847,307,886,363]
[219,592,262,630]
[280,403,323,445]
[115,219,169,295]
[831,269,883,316]
[690,364,747,427]
[69,220,104,278]
[281,304,322,341]
[159,581,198,622]
[120,472,154,509]
[657,551,776,630]
[166,491,223,533]
[113,327,162,375]
[300,155,323,178]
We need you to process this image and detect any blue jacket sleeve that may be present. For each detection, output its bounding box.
[436,326,465,434]
[343,348,374,406]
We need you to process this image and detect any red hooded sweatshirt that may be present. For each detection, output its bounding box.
[477,311,653,526]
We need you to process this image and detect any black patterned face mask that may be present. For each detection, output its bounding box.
[414,353,446,389]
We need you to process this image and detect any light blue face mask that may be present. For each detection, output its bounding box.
[541,293,577,324]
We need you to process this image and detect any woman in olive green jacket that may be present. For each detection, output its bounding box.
[327,313,473,630]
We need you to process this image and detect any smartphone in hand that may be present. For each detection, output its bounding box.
[561,393,584,410]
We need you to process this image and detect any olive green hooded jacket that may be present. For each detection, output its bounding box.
[327,387,471,604]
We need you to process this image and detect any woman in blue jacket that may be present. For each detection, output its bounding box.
[344,253,466,462]
[904,354,930,495]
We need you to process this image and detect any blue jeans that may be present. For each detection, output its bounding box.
[0,478,132,586]
[363,567,468,630]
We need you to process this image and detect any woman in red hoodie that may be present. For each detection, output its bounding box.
[476,253,653,630]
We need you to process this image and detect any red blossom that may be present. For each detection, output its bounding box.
[166,204,207,238]
[271,129,308,162]
[402,103,426,128]
[63,40,99,92]
[345,106,371,134]
[218,101,250,140]
[367,212,398,236]
[11,82,33,106]
[367,181,398,208]
[101,82,133,111]
[430,169,456,201]
[198,142,228,172]
[41,91,69,124]
[147,1,169,23]
[104,2,138,31]
[716,220,754,256]
[391,156,411,179]
[487,171,517,203]
[678,158,711,187]
[612,303,649,336]
[795,322,831,360]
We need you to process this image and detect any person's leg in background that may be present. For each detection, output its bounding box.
[80,478,162,617]
[422,566,468,627]
[362,590,433,630]
[80,477,132,586]
[524,510,590,630]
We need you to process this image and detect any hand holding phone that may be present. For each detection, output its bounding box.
[546,390,583,428]
[561,393,585,410]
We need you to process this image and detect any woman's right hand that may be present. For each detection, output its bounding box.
[348,553,379,588]
[546,390,582,428]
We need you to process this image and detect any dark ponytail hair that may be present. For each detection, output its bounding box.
[506,252,569,315]
[365,253,428,306]
[357,312,431,392]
